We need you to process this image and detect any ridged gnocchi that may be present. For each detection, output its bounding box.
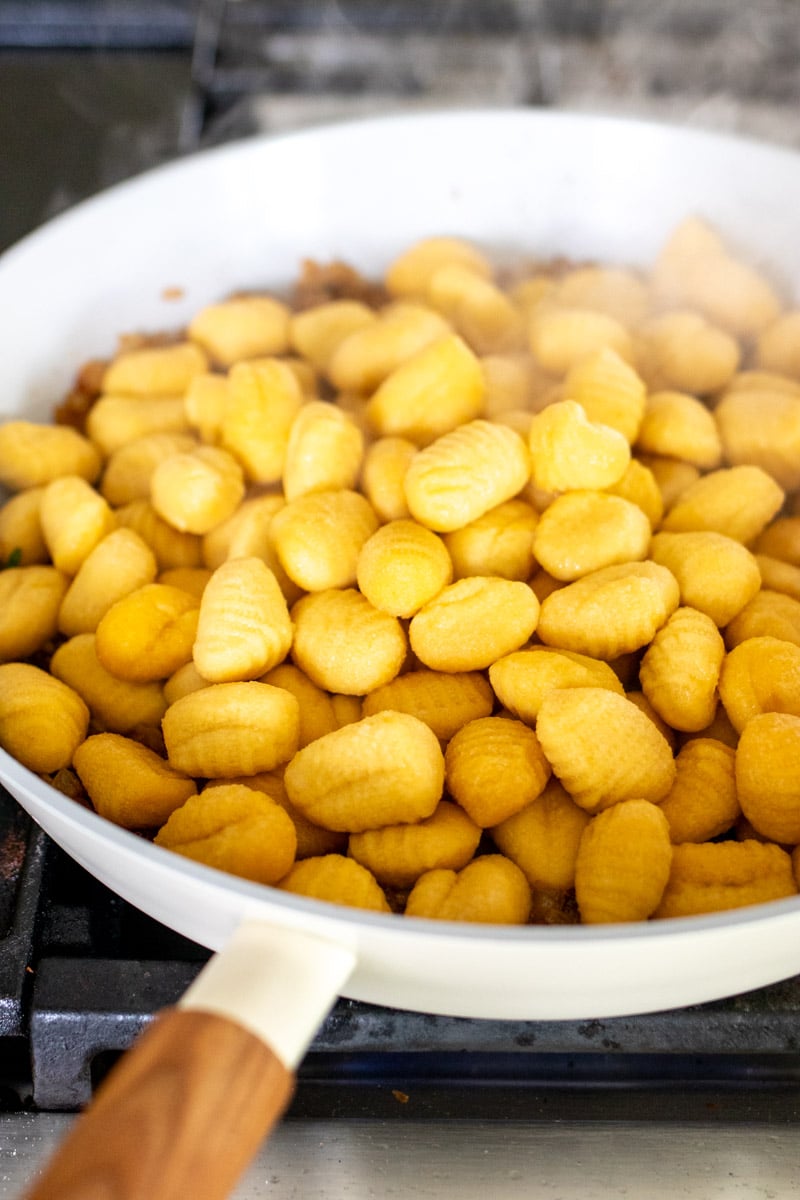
[348,800,481,888]
[155,783,297,885]
[639,606,725,732]
[193,557,293,683]
[575,800,673,924]
[284,711,445,833]
[536,687,676,813]
[537,561,680,659]
[4,219,800,931]
[404,419,530,532]
[444,716,551,827]
[405,855,531,924]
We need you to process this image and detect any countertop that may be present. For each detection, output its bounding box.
[4,0,800,254]
[4,1114,800,1198]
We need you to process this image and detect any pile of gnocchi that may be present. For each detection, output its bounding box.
[2,217,800,927]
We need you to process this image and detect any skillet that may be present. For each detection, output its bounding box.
[4,108,800,1199]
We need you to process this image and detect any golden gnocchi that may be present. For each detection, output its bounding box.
[0,662,89,773]
[736,712,800,844]
[532,490,651,581]
[574,800,673,924]
[649,531,762,628]
[366,333,485,444]
[404,418,530,533]
[654,840,796,918]
[193,557,293,683]
[348,800,481,888]
[356,519,452,617]
[527,399,630,493]
[0,566,69,663]
[409,576,539,671]
[536,561,680,659]
[361,669,494,741]
[284,711,445,833]
[491,778,590,893]
[155,783,297,885]
[405,855,531,924]
[639,606,725,733]
[74,732,196,829]
[5,219,800,931]
[536,687,676,813]
[291,588,406,694]
[444,716,551,828]
[657,738,739,844]
[278,854,390,913]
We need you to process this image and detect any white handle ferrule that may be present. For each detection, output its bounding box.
[179,920,357,1069]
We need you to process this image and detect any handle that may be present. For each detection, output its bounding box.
[23,1007,293,1200]
[23,920,357,1200]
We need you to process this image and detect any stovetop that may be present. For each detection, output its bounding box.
[3,783,800,1123]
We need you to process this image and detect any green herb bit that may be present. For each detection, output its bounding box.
[0,548,22,570]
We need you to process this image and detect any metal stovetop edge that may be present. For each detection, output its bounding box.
[3,1114,800,1200]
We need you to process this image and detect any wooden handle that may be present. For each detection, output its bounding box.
[21,919,356,1200]
[23,1007,294,1200]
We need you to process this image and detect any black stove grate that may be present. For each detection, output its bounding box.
[4,785,800,1121]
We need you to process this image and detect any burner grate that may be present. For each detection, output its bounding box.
[0,797,46,1040]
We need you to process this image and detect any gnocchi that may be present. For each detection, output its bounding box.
[2,218,800,929]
